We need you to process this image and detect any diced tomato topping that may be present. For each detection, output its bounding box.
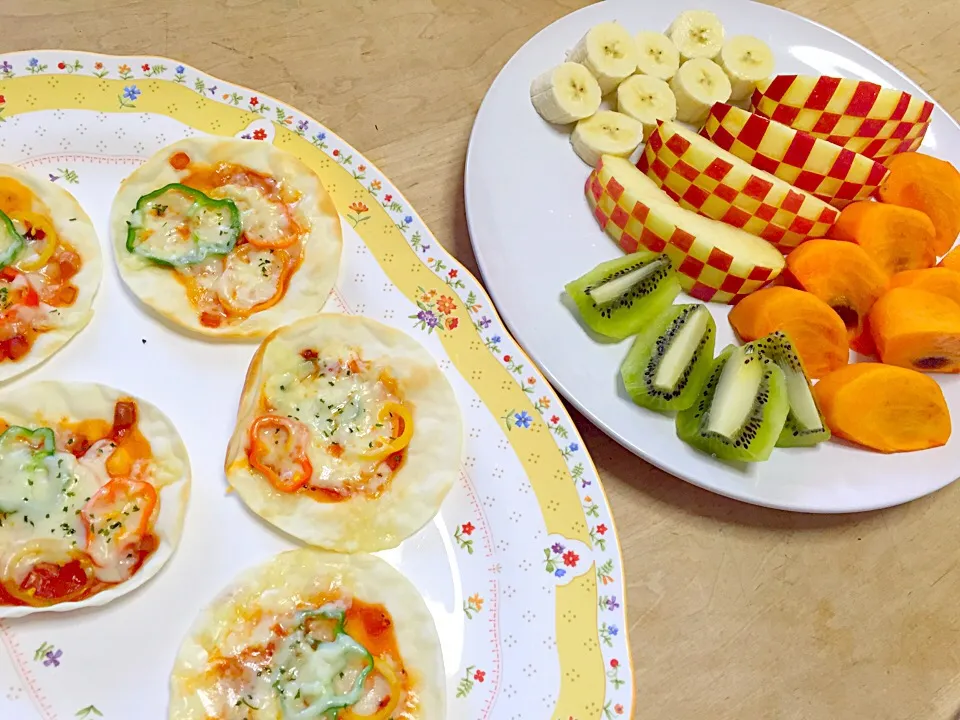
[169,151,191,170]
[109,401,137,444]
[58,251,81,280]
[53,284,78,306]
[43,261,62,283]
[0,335,30,361]
[0,267,16,281]
[300,348,318,361]
[200,309,225,328]
[67,435,91,458]
[21,284,38,307]
[384,451,405,471]
[21,560,91,602]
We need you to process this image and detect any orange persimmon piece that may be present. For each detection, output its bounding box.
[869,286,960,373]
[888,268,960,307]
[785,240,888,346]
[728,287,848,379]
[879,152,960,256]
[938,245,960,271]
[813,363,950,453]
[831,201,936,276]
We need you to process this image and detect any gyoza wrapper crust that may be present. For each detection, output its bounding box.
[225,314,463,552]
[109,137,342,338]
[0,381,191,619]
[0,164,102,383]
[168,549,445,720]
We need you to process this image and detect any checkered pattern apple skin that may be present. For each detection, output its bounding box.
[701,103,889,208]
[585,162,782,304]
[637,124,838,251]
[751,75,933,161]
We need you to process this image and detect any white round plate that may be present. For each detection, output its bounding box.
[465,0,960,513]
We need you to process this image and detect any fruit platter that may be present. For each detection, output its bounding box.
[465,0,960,512]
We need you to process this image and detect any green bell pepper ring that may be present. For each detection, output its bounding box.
[273,606,375,718]
[0,426,59,513]
[125,183,241,267]
[0,209,26,270]
[0,426,56,457]
[295,604,347,642]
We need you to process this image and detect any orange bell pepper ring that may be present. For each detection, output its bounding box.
[247,414,313,492]
[81,478,159,556]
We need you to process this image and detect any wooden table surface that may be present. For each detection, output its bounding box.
[6,0,960,717]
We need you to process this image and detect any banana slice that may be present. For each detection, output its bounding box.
[670,58,732,125]
[667,10,725,62]
[718,36,775,102]
[570,111,644,167]
[617,75,677,140]
[530,62,602,124]
[568,22,638,95]
[634,31,681,81]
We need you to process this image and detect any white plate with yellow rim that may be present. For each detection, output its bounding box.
[465,0,960,513]
[0,51,634,719]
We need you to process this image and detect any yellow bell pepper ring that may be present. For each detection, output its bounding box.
[9,211,59,271]
[0,178,36,215]
[339,656,404,720]
[360,403,413,461]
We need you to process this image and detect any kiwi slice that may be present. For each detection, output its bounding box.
[751,331,831,448]
[565,251,681,339]
[621,304,716,412]
[676,343,789,463]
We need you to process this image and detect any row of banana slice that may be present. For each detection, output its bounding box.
[529,11,775,166]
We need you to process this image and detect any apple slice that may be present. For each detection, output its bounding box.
[817,133,927,163]
[751,75,933,161]
[638,121,838,251]
[701,103,888,208]
[586,154,785,304]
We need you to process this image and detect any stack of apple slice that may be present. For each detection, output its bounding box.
[700,103,889,208]
[637,120,839,251]
[575,63,939,307]
[751,75,934,162]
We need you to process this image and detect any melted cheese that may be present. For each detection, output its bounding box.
[176,254,225,292]
[217,248,283,312]
[192,201,238,252]
[0,448,102,549]
[211,183,290,246]
[263,356,398,491]
[273,632,370,716]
